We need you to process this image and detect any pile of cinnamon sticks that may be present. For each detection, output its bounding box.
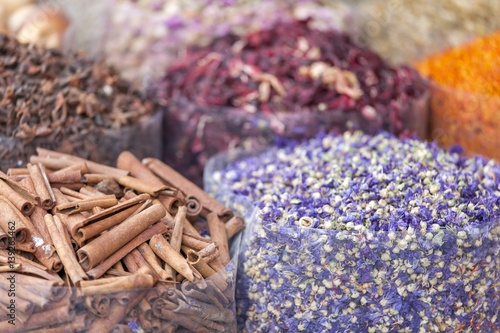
[0,149,245,332]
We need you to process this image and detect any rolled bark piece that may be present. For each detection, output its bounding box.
[60,187,90,200]
[187,250,227,291]
[86,222,168,279]
[75,193,149,229]
[80,173,113,185]
[80,186,107,198]
[52,188,86,238]
[206,213,230,266]
[138,310,152,332]
[80,273,154,296]
[19,177,38,201]
[47,170,82,184]
[0,173,37,216]
[110,324,132,333]
[117,151,164,185]
[186,196,202,223]
[26,314,91,333]
[36,148,129,180]
[14,274,66,301]
[174,297,234,323]
[137,243,174,282]
[197,243,220,264]
[0,228,8,250]
[16,241,36,253]
[0,294,34,323]
[44,214,88,286]
[138,297,153,321]
[0,249,62,282]
[143,158,233,221]
[7,168,29,176]
[87,291,145,333]
[0,195,31,242]
[85,295,111,317]
[54,195,118,215]
[226,215,246,240]
[30,155,77,171]
[30,207,63,272]
[150,234,194,282]
[164,209,201,238]
[170,206,186,253]
[180,281,213,304]
[153,306,210,333]
[77,204,166,271]
[0,274,49,309]
[76,204,140,244]
[161,321,177,333]
[27,163,56,210]
[158,194,184,215]
[152,317,161,333]
[187,314,226,332]
[118,175,176,197]
[181,232,213,251]
[0,304,75,332]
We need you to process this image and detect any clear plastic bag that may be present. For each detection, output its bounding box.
[0,111,163,171]
[0,244,241,333]
[205,149,500,333]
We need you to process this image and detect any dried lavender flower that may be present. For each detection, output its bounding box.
[208,131,500,332]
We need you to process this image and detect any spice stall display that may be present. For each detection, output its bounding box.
[206,131,500,332]
[0,149,244,332]
[0,34,162,170]
[415,30,500,160]
[102,0,351,82]
[0,0,70,49]
[154,20,428,185]
[353,0,500,65]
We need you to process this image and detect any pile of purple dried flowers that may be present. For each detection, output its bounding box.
[209,131,500,332]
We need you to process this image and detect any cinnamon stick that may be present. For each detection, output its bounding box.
[77,204,166,271]
[117,151,164,185]
[0,304,75,332]
[81,173,113,184]
[0,195,31,242]
[44,214,88,286]
[86,222,168,279]
[158,194,184,215]
[150,234,195,282]
[80,273,154,295]
[47,170,82,184]
[0,228,8,250]
[144,158,233,221]
[19,177,38,201]
[0,173,37,216]
[36,148,129,180]
[206,212,230,266]
[118,175,176,197]
[170,206,186,253]
[197,243,220,264]
[27,163,56,210]
[54,195,118,215]
[226,215,246,240]
[186,249,227,291]
[73,193,150,244]
[185,196,202,222]
[138,243,175,282]
[0,249,62,282]
[52,188,87,239]
[76,204,140,244]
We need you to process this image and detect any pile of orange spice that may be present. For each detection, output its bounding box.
[415,30,500,97]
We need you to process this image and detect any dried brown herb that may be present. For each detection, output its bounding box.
[0,34,160,168]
